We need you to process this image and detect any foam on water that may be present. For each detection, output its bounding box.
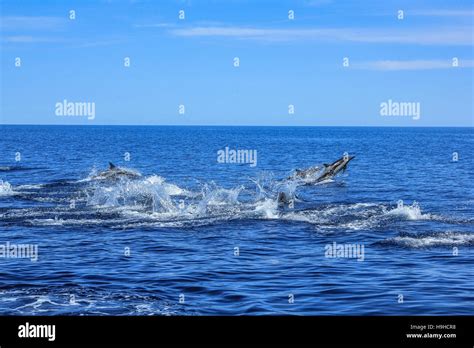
[16,183,45,189]
[0,179,15,196]
[279,201,444,231]
[0,288,181,315]
[377,231,474,248]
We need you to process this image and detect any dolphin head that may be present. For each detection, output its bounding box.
[340,155,355,173]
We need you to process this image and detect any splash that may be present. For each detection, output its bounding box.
[86,175,179,213]
[254,198,279,219]
[252,171,299,203]
[194,183,243,216]
[0,179,14,196]
[385,201,433,220]
[1,163,462,232]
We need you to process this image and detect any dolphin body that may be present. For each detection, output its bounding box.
[278,155,354,205]
[92,162,142,180]
[291,166,321,180]
[314,155,355,183]
[288,155,355,183]
[277,191,299,205]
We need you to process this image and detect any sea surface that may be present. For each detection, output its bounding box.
[0,125,473,315]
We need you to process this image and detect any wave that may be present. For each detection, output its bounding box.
[26,217,112,227]
[0,165,46,172]
[375,231,474,248]
[16,183,45,190]
[0,288,182,315]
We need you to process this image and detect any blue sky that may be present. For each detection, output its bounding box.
[1,0,473,126]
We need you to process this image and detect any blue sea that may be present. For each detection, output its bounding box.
[0,125,473,315]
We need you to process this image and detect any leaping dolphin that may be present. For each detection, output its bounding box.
[315,155,355,183]
[278,154,355,206]
[289,154,355,183]
[92,162,142,180]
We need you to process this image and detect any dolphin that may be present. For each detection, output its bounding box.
[92,162,142,180]
[277,191,299,205]
[315,155,355,183]
[289,155,355,183]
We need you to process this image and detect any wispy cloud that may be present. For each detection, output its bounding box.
[134,22,176,28]
[71,38,127,48]
[410,9,474,17]
[169,26,473,45]
[0,16,67,31]
[302,0,334,6]
[1,35,124,47]
[354,59,474,71]
[2,35,64,44]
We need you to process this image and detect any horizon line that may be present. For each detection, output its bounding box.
[1,123,473,128]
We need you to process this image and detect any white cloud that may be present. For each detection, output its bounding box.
[2,35,122,47]
[354,59,474,71]
[302,0,334,6]
[2,35,63,43]
[169,26,474,45]
[134,23,175,28]
[410,10,474,17]
[72,38,126,48]
[0,16,66,31]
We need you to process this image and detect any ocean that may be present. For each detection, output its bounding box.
[0,125,472,315]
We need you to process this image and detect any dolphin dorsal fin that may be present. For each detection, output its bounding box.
[109,162,116,170]
[323,163,330,168]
